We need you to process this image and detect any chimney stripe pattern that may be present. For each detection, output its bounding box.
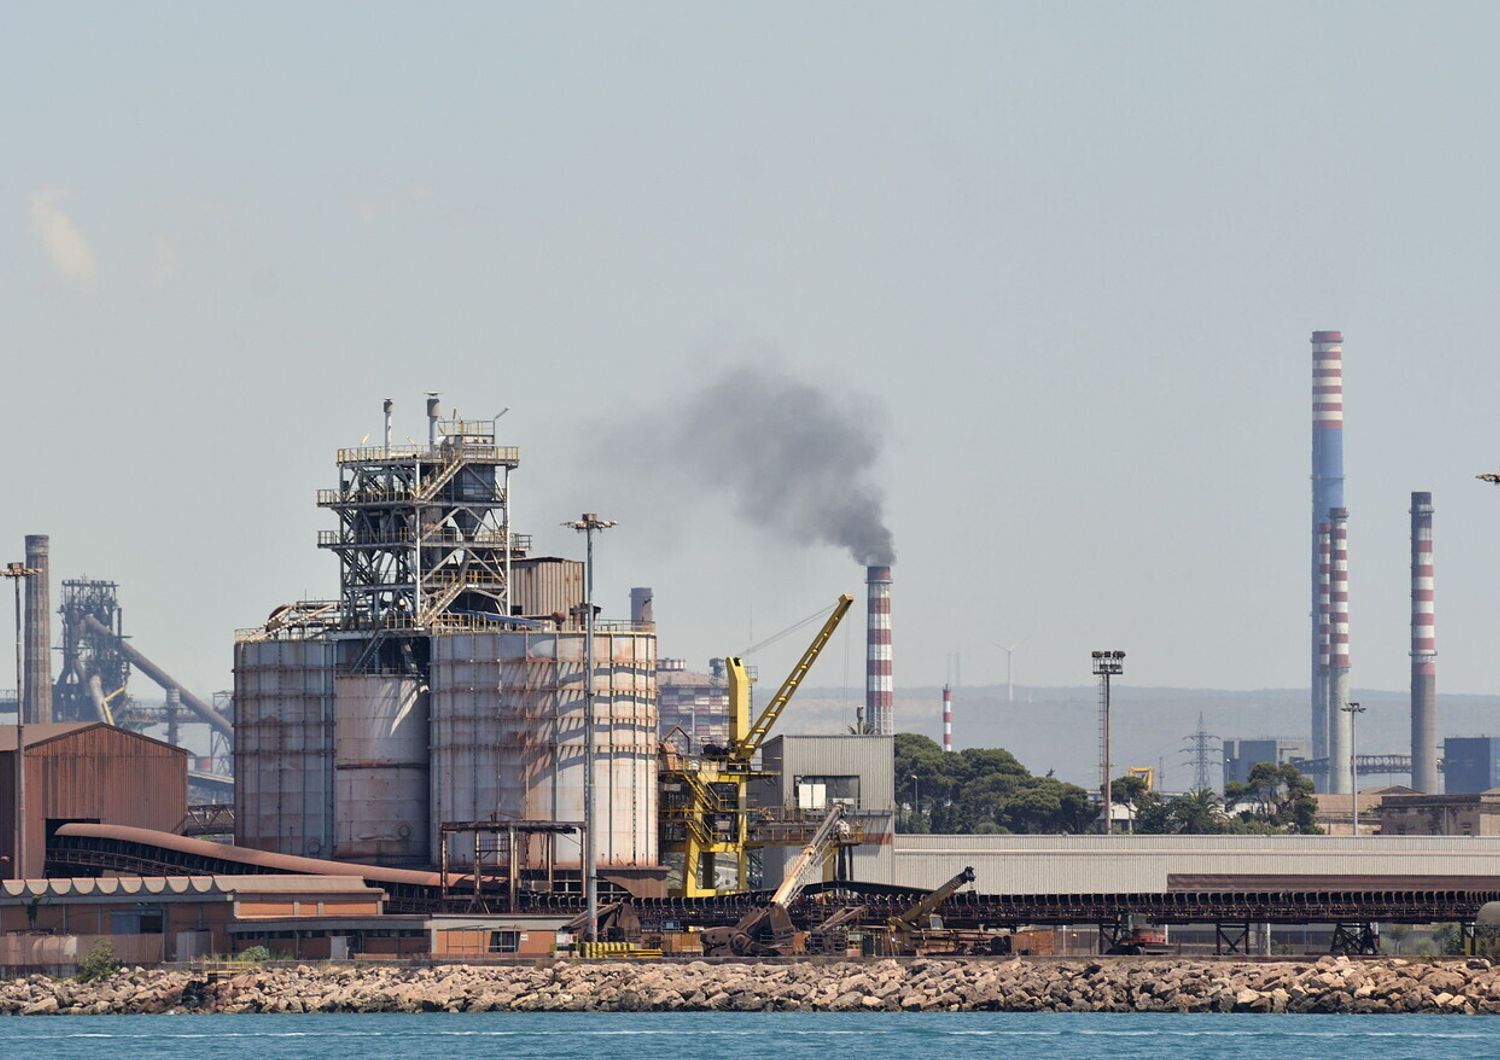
[23,534,51,725]
[1316,521,1332,766]
[1310,330,1345,789]
[866,565,893,736]
[1326,507,1352,794]
[942,683,953,752]
[1410,492,1438,792]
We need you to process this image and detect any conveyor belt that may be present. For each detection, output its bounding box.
[47,825,1500,927]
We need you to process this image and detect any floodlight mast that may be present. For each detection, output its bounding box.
[560,513,618,947]
[1091,651,1126,836]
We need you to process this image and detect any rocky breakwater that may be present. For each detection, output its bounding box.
[4,957,1500,1015]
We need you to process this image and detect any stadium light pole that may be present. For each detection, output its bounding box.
[562,513,617,948]
[2,562,40,880]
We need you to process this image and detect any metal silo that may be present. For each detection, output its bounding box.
[334,675,430,865]
[232,637,336,858]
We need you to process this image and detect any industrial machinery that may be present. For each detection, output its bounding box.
[701,803,852,956]
[659,594,854,897]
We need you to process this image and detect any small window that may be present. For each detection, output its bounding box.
[489,930,520,954]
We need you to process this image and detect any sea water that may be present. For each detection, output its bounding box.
[0,1010,1495,1058]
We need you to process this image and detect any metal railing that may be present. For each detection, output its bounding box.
[334,444,520,465]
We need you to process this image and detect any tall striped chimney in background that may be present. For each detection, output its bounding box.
[1410,492,1438,793]
[1310,330,1345,790]
[942,683,953,752]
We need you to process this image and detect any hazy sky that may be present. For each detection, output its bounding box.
[5,3,1500,710]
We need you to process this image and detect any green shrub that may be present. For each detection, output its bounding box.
[76,939,121,982]
[237,945,273,963]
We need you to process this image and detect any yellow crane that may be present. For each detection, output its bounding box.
[659,593,854,897]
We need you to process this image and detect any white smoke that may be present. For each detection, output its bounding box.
[29,189,97,287]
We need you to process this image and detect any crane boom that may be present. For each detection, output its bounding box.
[888,865,976,932]
[730,593,854,760]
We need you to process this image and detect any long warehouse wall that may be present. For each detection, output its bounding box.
[891,834,1500,893]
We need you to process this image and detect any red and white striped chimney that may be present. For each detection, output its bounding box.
[1410,492,1437,793]
[1315,521,1332,781]
[866,565,893,735]
[942,683,953,752]
[1326,508,1352,794]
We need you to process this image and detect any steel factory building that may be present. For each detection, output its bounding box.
[232,399,662,894]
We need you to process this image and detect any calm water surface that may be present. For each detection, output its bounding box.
[0,1011,1495,1058]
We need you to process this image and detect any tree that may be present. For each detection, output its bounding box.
[1169,787,1227,834]
[1224,762,1321,834]
[893,733,1095,835]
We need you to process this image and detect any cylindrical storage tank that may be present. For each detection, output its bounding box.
[232,638,336,858]
[334,675,430,865]
[430,633,504,868]
[428,628,657,871]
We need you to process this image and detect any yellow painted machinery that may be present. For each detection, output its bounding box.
[659,594,855,897]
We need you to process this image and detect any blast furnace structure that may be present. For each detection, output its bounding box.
[233,398,661,894]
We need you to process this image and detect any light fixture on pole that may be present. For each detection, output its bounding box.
[1342,700,1366,835]
[2,562,41,880]
[1091,650,1125,836]
[561,513,617,948]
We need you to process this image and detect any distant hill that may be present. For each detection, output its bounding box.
[781,685,1499,791]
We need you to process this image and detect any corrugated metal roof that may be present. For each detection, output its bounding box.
[0,875,379,899]
[53,823,443,887]
[0,721,187,755]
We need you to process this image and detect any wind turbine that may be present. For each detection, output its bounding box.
[992,640,1024,703]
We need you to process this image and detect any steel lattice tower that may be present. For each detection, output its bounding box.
[1182,712,1220,792]
[319,400,522,635]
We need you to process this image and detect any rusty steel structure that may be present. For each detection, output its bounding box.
[46,823,1500,952]
[234,397,660,882]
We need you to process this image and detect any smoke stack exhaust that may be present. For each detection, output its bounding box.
[383,398,394,453]
[23,534,50,725]
[866,565,892,735]
[629,587,653,626]
[942,683,953,753]
[426,393,441,449]
[1310,330,1345,788]
[1410,492,1438,792]
[1326,507,1352,794]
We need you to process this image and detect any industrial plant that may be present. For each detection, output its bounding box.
[6,352,1500,971]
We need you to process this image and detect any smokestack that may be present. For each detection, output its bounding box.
[23,534,50,725]
[383,398,394,453]
[942,683,953,753]
[866,565,892,736]
[1326,507,1352,794]
[1411,492,1438,792]
[426,393,440,449]
[630,587,653,626]
[1316,521,1331,777]
[1310,330,1345,785]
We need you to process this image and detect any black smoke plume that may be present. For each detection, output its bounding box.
[666,364,896,565]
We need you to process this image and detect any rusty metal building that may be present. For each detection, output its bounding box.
[0,722,187,880]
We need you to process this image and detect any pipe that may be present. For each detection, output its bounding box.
[23,534,50,724]
[865,566,893,735]
[1310,331,1344,785]
[1410,491,1438,793]
[383,398,394,454]
[81,614,232,737]
[427,394,440,449]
